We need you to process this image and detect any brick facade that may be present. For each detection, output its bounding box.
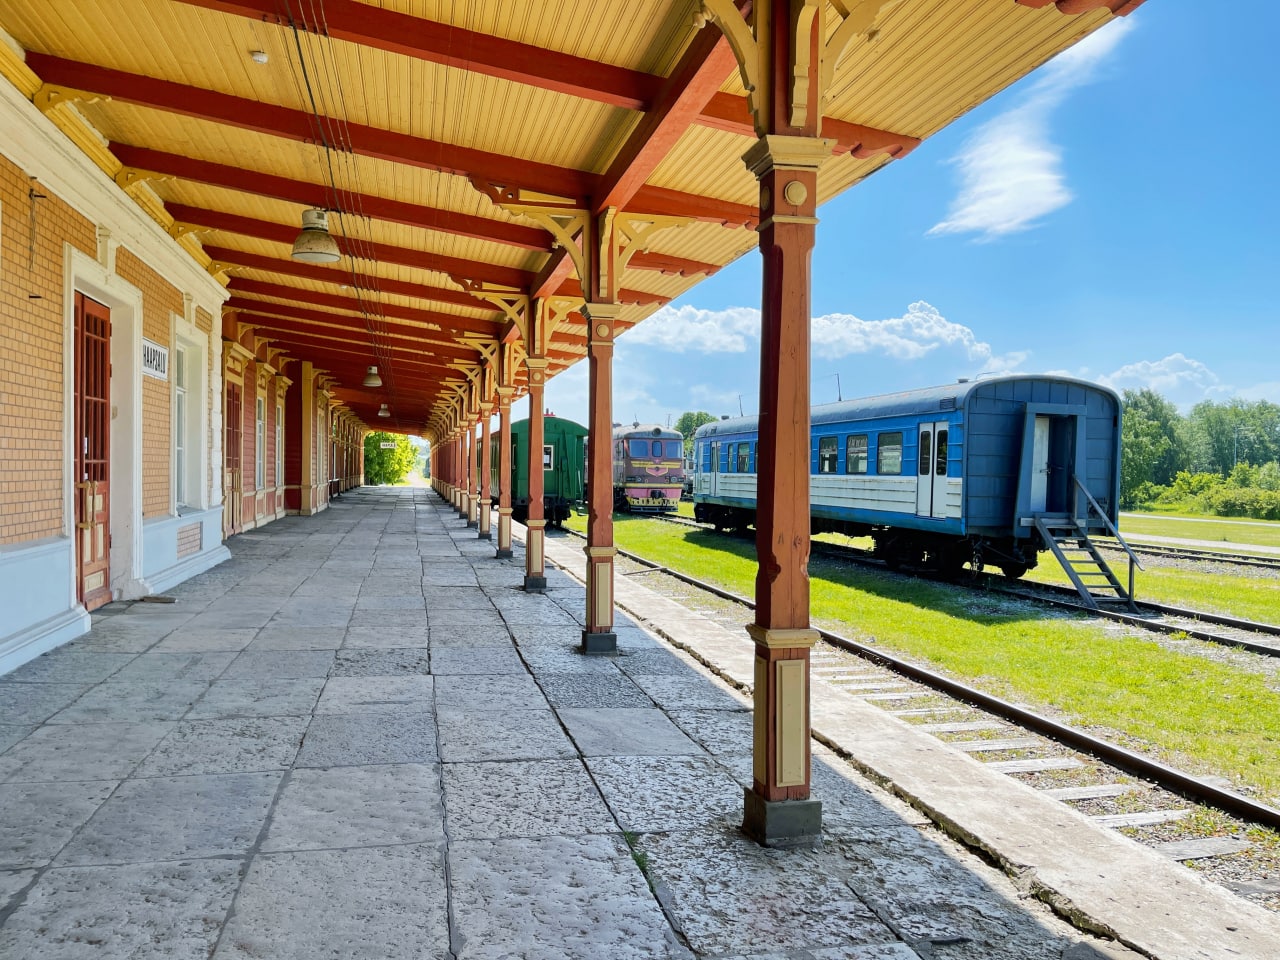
[0,154,95,546]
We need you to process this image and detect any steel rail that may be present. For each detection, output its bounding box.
[559,527,1280,831]
[1097,540,1280,571]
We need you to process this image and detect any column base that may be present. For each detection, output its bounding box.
[477,531,492,540]
[741,788,822,848]
[495,548,514,559]
[466,520,477,528]
[580,630,617,655]
[523,575,547,593]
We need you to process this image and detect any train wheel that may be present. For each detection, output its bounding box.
[1000,563,1029,580]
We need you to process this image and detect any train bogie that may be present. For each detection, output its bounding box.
[691,375,1121,578]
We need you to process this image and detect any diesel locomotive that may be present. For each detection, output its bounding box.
[612,423,686,513]
[691,375,1122,578]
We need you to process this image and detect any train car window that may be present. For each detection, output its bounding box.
[628,439,650,458]
[918,431,932,476]
[726,445,736,472]
[936,430,948,477]
[751,443,758,472]
[736,442,750,472]
[846,435,868,474]
[878,432,903,475]
[818,436,837,473]
[664,440,683,459]
[700,443,711,472]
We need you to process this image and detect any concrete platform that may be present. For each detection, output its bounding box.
[0,487,1273,959]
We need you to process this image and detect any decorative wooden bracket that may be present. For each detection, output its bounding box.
[697,0,906,134]
[600,210,691,302]
[503,201,593,285]
[1015,0,1145,15]
[32,83,108,114]
[114,166,171,196]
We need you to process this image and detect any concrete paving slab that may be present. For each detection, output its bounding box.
[262,763,443,851]
[134,717,307,777]
[426,623,515,647]
[0,650,136,684]
[442,758,617,839]
[426,586,493,609]
[0,869,34,912]
[559,707,703,758]
[631,673,749,712]
[538,672,655,709]
[245,625,346,650]
[434,673,547,711]
[616,646,698,676]
[221,650,335,679]
[0,780,116,868]
[429,644,526,675]
[448,834,691,960]
[48,680,210,723]
[436,706,578,762]
[0,721,173,783]
[588,755,741,832]
[667,708,754,758]
[150,627,260,652]
[342,624,431,648]
[0,859,241,960]
[314,675,434,714]
[0,683,94,724]
[58,771,280,864]
[295,710,437,767]
[107,651,237,682]
[639,825,897,957]
[0,724,33,753]
[519,644,621,676]
[429,606,508,627]
[354,595,429,611]
[330,647,431,676]
[211,844,450,960]
[188,678,325,719]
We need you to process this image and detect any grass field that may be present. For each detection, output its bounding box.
[566,510,1280,799]
[1120,512,1280,549]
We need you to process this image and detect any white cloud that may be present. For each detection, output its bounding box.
[1096,353,1224,406]
[620,304,760,353]
[929,18,1135,240]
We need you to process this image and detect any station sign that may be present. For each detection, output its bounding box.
[141,339,169,380]
[380,441,396,448]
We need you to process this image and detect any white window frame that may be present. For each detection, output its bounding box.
[255,396,265,489]
[276,402,283,487]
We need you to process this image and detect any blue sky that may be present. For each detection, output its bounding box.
[528,0,1278,429]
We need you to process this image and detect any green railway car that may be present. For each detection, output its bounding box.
[491,415,588,525]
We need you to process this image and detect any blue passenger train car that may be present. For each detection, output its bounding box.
[691,375,1122,578]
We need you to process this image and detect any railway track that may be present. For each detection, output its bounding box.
[651,512,1280,657]
[557,526,1280,907]
[1099,539,1280,571]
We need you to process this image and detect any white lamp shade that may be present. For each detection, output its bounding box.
[291,208,340,263]
[363,365,383,387]
[378,404,391,418]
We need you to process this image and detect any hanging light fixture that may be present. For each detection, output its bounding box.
[363,365,382,388]
[291,208,340,263]
[378,403,391,418]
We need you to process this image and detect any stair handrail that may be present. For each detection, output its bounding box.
[1073,477,1144,572]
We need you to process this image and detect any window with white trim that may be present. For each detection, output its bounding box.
[276,403,283,486]
[256,397,265,489]
[174,346,187,506]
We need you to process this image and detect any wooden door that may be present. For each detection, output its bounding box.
[74,293,112,610]
[224,382,243,536]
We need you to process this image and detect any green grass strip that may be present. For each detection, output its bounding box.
[569,512,1280,798]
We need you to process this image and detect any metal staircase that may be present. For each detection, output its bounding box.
[1033,479,1143,611]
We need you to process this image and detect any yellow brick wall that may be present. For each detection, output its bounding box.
[115,248,182,519]
[0,155,95,546]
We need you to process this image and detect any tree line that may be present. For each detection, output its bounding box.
[1122,390,1280,517]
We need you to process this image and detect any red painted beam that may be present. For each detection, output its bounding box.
[27,53,596,201]
[630,251,720,277]
[204,247,491,312]
[630,184,757,228]
[229,278,503,337]
[170,204,535,289]
[1015,0,1146,15]
[698,92,920,159]
[226,301,483,358]
[114,144,548,250]
[170,0,660,111]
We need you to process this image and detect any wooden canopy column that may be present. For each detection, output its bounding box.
[580,300,620,651]
[478,407,494,539]
[495,385,515,558]
[524,356,548,592]
[699,0,894,846]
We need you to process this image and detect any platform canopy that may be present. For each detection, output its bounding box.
[0,0,1140,435]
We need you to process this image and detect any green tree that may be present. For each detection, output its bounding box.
[1120,407,1171,508]
[1186,398,1280,475]
[674,411,717,456]
[363,431,417,485]
[1120,389,1187,485]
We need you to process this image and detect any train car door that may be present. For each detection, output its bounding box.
[709,442,719,496]
[915,422,949,518]
[74,293,112,610]
[1030,415,1050,512]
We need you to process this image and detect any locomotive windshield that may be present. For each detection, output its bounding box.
[627,439,683,459]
